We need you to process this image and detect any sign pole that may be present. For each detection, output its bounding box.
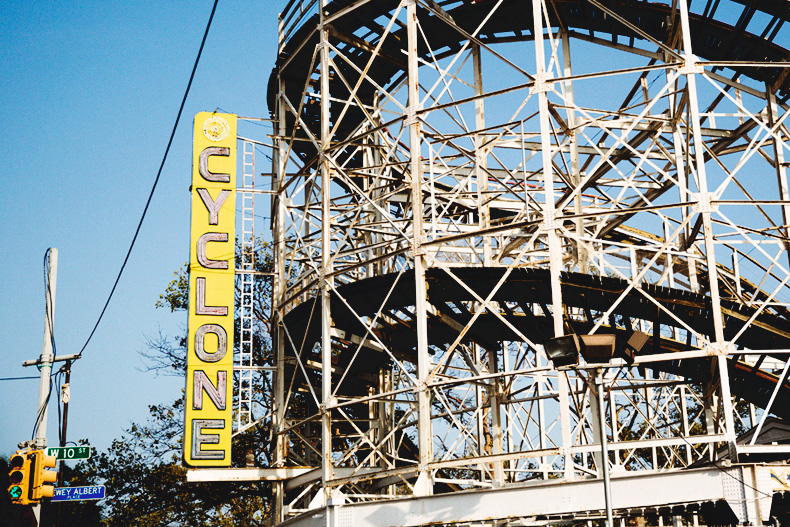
[56,360,72,527]
[33,248,58,526]
[596,370,614,527]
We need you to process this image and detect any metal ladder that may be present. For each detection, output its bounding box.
[236,140,255,435]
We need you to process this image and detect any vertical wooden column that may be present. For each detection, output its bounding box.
[319,1,335,502]
[561,31,586,273]
[532,0,573,480]
[406,0,434,496]
[473,44,491,266]
[677,0,736,455]
[767,84,790,271]
[273,13,287,523]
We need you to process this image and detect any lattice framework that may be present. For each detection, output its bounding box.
[268,0,790,524]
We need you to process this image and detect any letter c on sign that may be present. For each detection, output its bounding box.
[197,233,229,269]
[199,147,230,183]
[194,324,227,362]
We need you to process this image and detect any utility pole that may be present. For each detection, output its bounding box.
[31,248,58,525]
[21,249,81,526]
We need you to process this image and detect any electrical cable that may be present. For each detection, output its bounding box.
[31,249,60,441]
[31,375,55,441]
[44,248,57,360]
[75,0,221,357]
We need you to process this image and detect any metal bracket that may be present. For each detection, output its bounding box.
[530,72,553,95]
[405,106,419,126]
[319,398,337,412]
[692,192,718,214]
[539,213,562,231]
[679,54,704,75]
[23,352,81,367]
[319,267,332,284]
[704,341,734,356]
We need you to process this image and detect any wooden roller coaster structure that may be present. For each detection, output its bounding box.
[266,0,790,525]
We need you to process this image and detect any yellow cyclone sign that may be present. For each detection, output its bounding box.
[184,112,236,467]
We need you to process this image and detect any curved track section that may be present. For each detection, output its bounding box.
[271,0,790,164]
[283,268,790,418]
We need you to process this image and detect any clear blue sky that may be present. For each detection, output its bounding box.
[0,0,283,457]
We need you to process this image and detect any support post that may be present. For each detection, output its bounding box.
[532,0,573,480]
[596,371,614,527]
[488,346,504,486]
[407,0,433,496]
[767,84,790,271]
[33,247,58,525]
[273,12,288,522]
[319,0,335,505]
[55,360,71,527]
[561,30,586,273]
[677,0,736,456]
[473,44,491,266]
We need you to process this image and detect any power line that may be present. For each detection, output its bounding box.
[44,248,57,359]
[31,375,55,440]
[31,249,58,441]
[76,0,220,357]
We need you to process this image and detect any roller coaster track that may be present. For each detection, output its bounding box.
[282,267,790,419]
[271,0,790,164]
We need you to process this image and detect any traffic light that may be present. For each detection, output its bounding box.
[30,450,58,501]
[7,450,32,505]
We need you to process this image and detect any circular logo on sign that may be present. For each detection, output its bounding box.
[203,116,230,142]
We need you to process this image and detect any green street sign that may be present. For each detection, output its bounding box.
[47,446,91,461]
[9,485,22,499]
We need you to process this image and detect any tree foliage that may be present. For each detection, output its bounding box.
[8,242,276,526]
[71,408,271,527]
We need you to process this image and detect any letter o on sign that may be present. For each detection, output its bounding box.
[195,324,227,362]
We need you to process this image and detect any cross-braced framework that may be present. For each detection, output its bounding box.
[268,0,790,525]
